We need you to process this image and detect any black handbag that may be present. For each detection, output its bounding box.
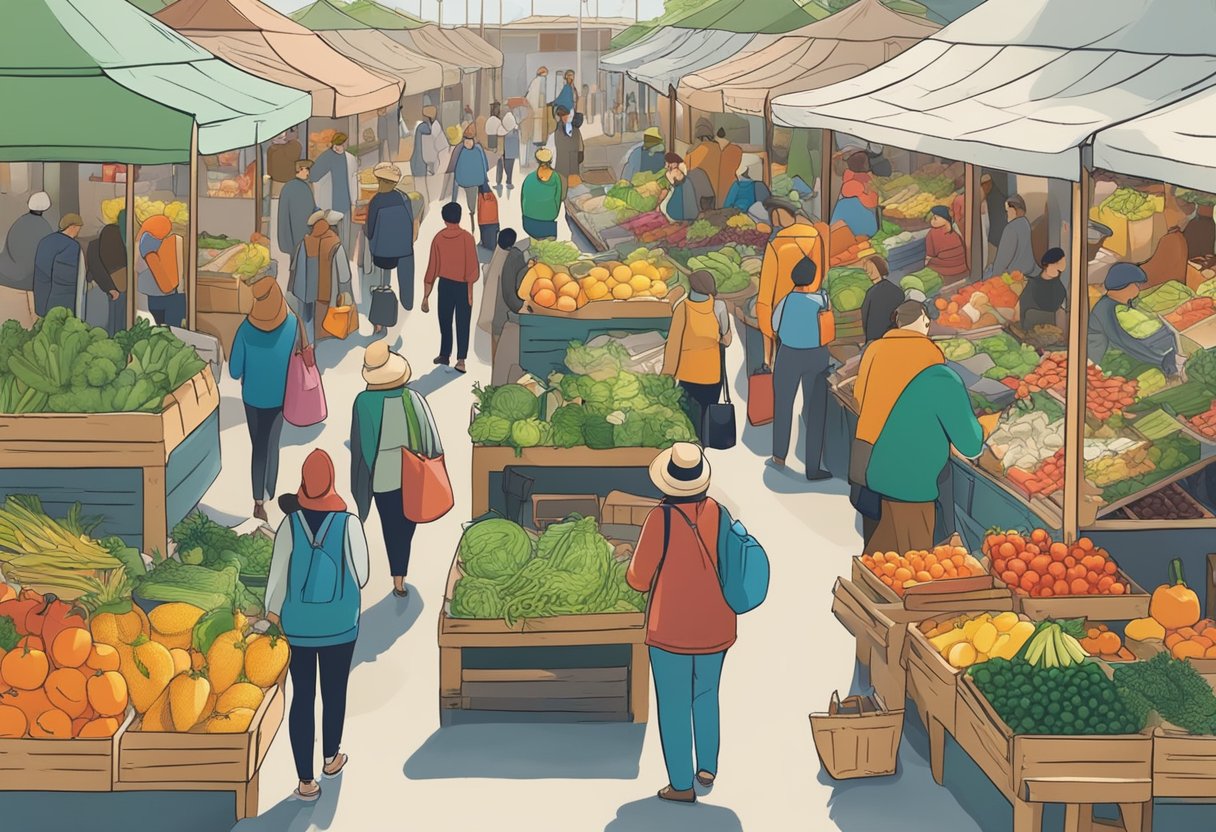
[701,347,737,450]
[369,286,399,328]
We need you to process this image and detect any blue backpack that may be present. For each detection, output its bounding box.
[660,503,769,614]
[281,512,359,645]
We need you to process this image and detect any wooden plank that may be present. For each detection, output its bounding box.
[438,629,644,648]
[461,679,628,700]
[461,667,627,684]
[459,695,628,714]
[630,642,649,724]
[188,122,199,332]
[954,676,1014,799]
[0,709,129,793]
[440,612,645,638]
[1063,171,1090,540]
[1016,570,1149,622]
[1023,776,1152,805]
[819,128,832,226]
[143,463,168,562]
[439,647,463,698]
[965,163,982,278]
[903,624,959,734]
[1152,727,1216,798]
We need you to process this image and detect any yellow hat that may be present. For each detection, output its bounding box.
[535,147,553,165]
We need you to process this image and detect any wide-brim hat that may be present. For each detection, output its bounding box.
[308,209,344,225]
[362,340,412,389]
[649,442,711,498]
[247,276,287,332]
[373,163,402,183]
[297,449,348,513]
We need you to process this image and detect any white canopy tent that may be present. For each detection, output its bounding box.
[598,27,688,73]
[1093,87,1216,194]
[627,29,760,94]
[770,0,1216,181]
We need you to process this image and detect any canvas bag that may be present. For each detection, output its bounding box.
[284,317,327,427]
[369,286,399,328]
[701,346,736,450]
[400,390,454,523]
[478,184,499,225]
[145,234,183,294]
[322,291,358,339]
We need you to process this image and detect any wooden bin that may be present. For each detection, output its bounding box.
[953,674,1153,832]
[1015,569,1149,622]
[0,711,132,792]
[114,683,284,820]
[831,577,908,709]
[438,553,649,723]
[0,367,221,554]
[902,621,962,786]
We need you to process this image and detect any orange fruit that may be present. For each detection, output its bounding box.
[532,288,557,308]
[555,296,577,312]
[45,668,89,719]
[51,628,92,669]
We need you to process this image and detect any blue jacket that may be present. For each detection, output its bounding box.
[724,178,770,213]
[366,190,414,259]
[1088,294,1177,375]
[453,144,490,188]
[311,148,353,210]
[229,312,298,409]
[773,290,828,349]
[33,232,81,317]
[552,83,575,115]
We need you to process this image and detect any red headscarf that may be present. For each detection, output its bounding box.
[297,449,348,512]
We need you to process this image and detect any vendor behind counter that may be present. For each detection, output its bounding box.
[1019,247,1067,330]
[1088,262,1180,377]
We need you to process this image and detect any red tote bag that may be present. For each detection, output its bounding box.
[400,392,454,523]
[747,368,774,427]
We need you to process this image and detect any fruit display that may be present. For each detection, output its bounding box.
[1123,482,1206,519]
[920,612,1036,669]
[1114,651,1216,734]
[858,543,985,597]
[520,254,672,313]
[879,168,959,219]
[1077,623,1135,661]
[1165,297,1215,330]
[883,190,954,220]
[686,245,757,294]
[982,530,1129,598]
[0,311,206,415]
[1139,281,1195,315]
[826,267,872,312]
[101,196,189,227]
[1023,620,1090,669]
[934,272,1024,329]
[450,516,645,625]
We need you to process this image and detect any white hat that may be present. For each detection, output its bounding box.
[649,442,711,498]
[307,209,345,225]
[373,162,403,183]
[28,192,50,212]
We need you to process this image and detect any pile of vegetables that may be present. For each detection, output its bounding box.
[900,267,944,298]
[686,245,756,294]
[1114,652,1216,734]
[986,409,1063,473]
[172,512,273,579]
[1116,304,1164,338]
[975,332,1040,381]
[686,218,719,244]
[1100,187,1161,221]
[0,310,205,414]
[1139,282,1195,315]
[528,239,583,269]
[1100,433,1201,502]
[1166,296,1216,330]
[825,267,872,312]
[450,516,645,625]
[1127,379,1214,419]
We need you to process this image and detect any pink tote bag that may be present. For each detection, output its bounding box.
[284,320,327,427]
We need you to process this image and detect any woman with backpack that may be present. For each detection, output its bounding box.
[627,443,736,804]
[265,449,370,802]
[661,270,732,442]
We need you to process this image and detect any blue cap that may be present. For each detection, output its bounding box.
[929,205,952,223]
[1104,262,1148,291]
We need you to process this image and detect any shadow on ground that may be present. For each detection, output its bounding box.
[405,723,645,780]
[353,585,425,668]
[0,790,251,832]
[410,366,463,397]
[603,797,743,832]
[234,772,344,832]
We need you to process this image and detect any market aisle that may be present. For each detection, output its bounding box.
[199,190,982,832]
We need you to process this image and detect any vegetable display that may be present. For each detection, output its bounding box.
[934,272,1024,329]
[686,245,755,294]
[1100,187,1161,221]
[449,516,645,625]
[975,333,1040,381]
[825,267,871,312]
[982,530,1129,598]
[921,612,1036,669]
[858,543,985,597]
[172,512,273,579]
[1139,283,1195,316]
[900,267,944,298]
[0,310,205,414]
[1114,652,1216,734]
[528,239,583,269]
[1124,483,1206,519]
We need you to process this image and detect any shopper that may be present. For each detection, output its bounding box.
[859,256,900,343]
[525,67,550,151]
[310,133,358,253]
[987,194,1039,278]
[448,125,491,232]
[0,192,52,328]
[289,209,352,341]
[520,148,564,240]
[33,213,85,318]
[627,442,736,805]
[493,232,531,385]
[552,70,577,118]
[924,205,969,278]
[552,107,584,185]
[855,301,984,553]
[84,209,128,335]
[266,449,369,802]
[770,258,831,480]
[486,102,520,191]
[278,160,317,267]
[365,162,415,322]
[756,197,827,367]
[134,215,186,327]
[410,106,441,203]
[661,270,732,440]
[230,276,297,522]
[350,341,443,597]
[421,202,479,373]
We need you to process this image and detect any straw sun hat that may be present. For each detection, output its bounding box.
[373,162,402,183]
[649,442,711,498]
[362,340,412,390]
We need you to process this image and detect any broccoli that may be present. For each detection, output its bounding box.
[1114,652,1216,734]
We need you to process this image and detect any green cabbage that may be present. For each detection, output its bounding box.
[450,576,505,619]
[550,405,586,448]
[564,341,628,380]
[510,418,547,449]
[1116,305,1163,338]
[458,518,534,580]
[490,384,539,421]
[469,413,512,444]
[582,413,615,449]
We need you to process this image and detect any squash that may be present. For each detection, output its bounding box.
[1126,617,1166,642]
[1150,558,1201,630]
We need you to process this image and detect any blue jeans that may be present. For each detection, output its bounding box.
[649,647,727,791]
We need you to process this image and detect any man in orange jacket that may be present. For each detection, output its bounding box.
[755,197,829,367]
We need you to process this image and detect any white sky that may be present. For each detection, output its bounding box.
[263,0,665,24]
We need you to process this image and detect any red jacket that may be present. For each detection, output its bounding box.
[627,498,737,654]
[424,223,479,287]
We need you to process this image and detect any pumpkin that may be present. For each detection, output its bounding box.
[1150,558,1201,630]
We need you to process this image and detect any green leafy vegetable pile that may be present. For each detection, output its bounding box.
[975,332,1040,380]
[1114,651,1216,734]
[686,218,718,244]
[0,309,205,414]
[687,246,752,294]
[826,267,871,312]
[1101,187,1159,221]
[529,239,583,268]
[172,511,273,578]
[450,516,645,624]
[1116,304,1164,339]
[900,267,944,298]
[134,559,241,612]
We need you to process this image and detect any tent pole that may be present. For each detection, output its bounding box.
[1062,168,1091,541]
[255,141,264,237]
[819,129,832,223]
[762,97,773,189]
[964,163,980,277]
[187,122,199,333]
[667,85,676,148]
[125,165,136,328]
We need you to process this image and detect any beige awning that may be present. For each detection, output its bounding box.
[156,0,402,118]
[392,24,500,74]
[316,29,446,94]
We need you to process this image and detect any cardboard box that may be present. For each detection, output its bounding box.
[197,273,254,315]
[531,493,600,529]
[602,491,660,527]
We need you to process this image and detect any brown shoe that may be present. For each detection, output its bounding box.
[253,502,268,523]
[657,785,696,803]
[696,771,716,787]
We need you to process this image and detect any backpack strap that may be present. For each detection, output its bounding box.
[643,506,671,621]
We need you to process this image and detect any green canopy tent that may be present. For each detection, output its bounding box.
[1,0,311,328]
[339,0,425,28]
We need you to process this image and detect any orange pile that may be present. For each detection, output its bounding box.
[1079,623,1135,661]
[984,529,1127,598]
[1188,403,1216,439]
[860,544,983,597]
[1165,619,1216,660]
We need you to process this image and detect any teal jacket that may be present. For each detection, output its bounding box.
[865,364,984,503]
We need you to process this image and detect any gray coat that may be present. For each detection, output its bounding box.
[0,212,53,290]
[554,124,583,178]
[277,178,316,259]
[288,238,352,305]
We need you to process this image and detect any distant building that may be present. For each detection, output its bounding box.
[485,15,632,103]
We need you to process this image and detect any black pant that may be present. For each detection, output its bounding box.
[679,380,721,443]
[373,489,419,577]
[772,345,830,474]
[437,277,472,361]
[496,157,516,186]
[244,404,284,501]
[288,640,356,782]
[148,293,186,328]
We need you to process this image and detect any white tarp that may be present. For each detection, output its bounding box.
[1094,87,1216,194]
[770,0,1216,181]
[628,29,759,94]
[599,27,687,73]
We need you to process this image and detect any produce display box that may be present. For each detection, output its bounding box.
[524,296,674,320]
[196,272,255,316]
[953,674,1153,831]
[851,534,1016,616]
[0,711,133,792]
[438,551,649,724]
[1152,714,1216,799]
[1121,483,1214,520]
[1015,570,1149,622]
[0,366,221,554]
[830,577,909,710]
[470,444,662,518]
[114,682,284,821]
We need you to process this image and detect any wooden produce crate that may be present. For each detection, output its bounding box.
[954,674,1153,832]
[0,367,221,554]
[902,622,960,786]
[0,711,133,792]
[114,683,284,821]
[438,553,649,724]
[831,577,908,709]
[851,534,1015,617]
[1015,569,1149,622]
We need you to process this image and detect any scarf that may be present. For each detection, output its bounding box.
[854,329,945,444]
[304,220,340,303]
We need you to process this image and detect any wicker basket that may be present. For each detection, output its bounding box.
[810,691,903,780]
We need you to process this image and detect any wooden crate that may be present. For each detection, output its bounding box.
[851,545,1015,616]
[0,711,132,792]
[831,577,908,709]
[114,683,284,820]
[438,553,648,723]
[0,367,220,553]
[902,622,960,787]
[954,674,1153,831]
[1015,569,1149,622]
